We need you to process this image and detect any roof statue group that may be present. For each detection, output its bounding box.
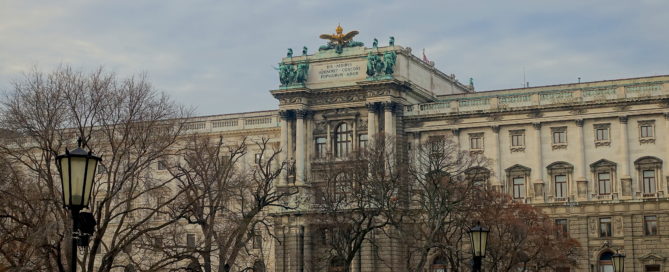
[278,25,397,87]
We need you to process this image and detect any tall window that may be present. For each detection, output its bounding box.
[315,137,327,158]
[643,170,656,194]
[186,233,196,249]
[598,172,611,195]
[644,215,658,236]
[555,175,567,199]
[470,133,483,150]
[334,123,352,158]
[599,218,612,237]
[555,219,568,236]
[358,134,368,150]
[513,177,525,199]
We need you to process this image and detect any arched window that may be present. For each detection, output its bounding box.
[335,123,352,158]
[431,256,448,272]
[599,251,614,272]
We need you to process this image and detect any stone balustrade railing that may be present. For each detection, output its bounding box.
[183,112,280,133]
[404,81,668,116]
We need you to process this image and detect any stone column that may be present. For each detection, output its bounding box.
[575,119,587,199]
[279,111,290,185]
[532,122,544,200]
[619,116,632,198]
[366,103,377,141]
[492,125,502,188]
[383,102,395,136]
[295,110,307,185]
[665,113,669,193]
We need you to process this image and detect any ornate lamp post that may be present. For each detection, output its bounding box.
[56,139,102,272]
[612,251,626,272]
[469,222,489,272]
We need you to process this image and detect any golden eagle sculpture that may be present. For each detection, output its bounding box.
[320,25,359,46]
[319,25,364,54]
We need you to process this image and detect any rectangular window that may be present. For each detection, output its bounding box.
[470,135,483,150]
[640,125,654,138]
[358,134,368,150]
[555,219,568,236]
[598,172,611,195]
[254,153,262,164]
[511,133,525,147]
[513,177,525,199]
[644,215,658,236]
[596,127,610,141]
[552,130,567,144]
[645,265,661,272]
[315,137,327,158]
[252,232,263,249]
[554,175,567,199]
[643,170,656,194]
[599,217,612,237]
[186,233,196,248]
[155,236,164,248]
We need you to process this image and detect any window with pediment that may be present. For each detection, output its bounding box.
[590,159,617,197]
[635,156,663,196]
[547,162,573,201]
[506,164,531,199]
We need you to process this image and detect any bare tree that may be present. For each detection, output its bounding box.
[398,135,490,272]
[0,66,190,272]
[475,191,580,272]
[311,135,403,272]
[137,135,294,272]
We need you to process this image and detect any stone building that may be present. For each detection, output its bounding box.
[103,30,669,271]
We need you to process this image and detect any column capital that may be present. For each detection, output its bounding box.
[575,119,584,127]
[382,101,397,112]
[295,109,308,119]
[491,125,500,133]
[279,110,292,120]
[532,122,541,129]
[663,112,669,120]
[619,115,628,124]
[366,102,379,112]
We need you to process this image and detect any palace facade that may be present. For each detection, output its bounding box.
[152,35,669,272]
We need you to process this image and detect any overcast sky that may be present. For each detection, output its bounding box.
[2,0,668,115]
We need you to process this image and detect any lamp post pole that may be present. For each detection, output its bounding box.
[56,138,102,272]
[469,222,489,272]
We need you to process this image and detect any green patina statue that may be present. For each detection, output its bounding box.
[295,62,309,84]
[302,46,308,55]
[279,63,294,85]
[383,50,397,75]
[287,48,293,58]
[373,38,378,48]
[389,36,395,46]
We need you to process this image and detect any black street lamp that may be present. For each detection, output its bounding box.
[612,251,626,272]
[469,222,489,272]
[56,139,102,272]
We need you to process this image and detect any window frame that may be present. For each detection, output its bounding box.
[334,122,352,158]
[644,215,658,236]
[597,172,612,195]
[469,133,484,150]
[554,174,568,199]
[599,217,612,237]
[315,137,327,158]
[512,176,526,199]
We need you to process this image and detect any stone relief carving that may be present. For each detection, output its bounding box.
[279,97,304,105]
[614,216,623,237]
[311,93,366,105]
[589,217,597,237]
[367,89,391,97]
[314,120,328,134]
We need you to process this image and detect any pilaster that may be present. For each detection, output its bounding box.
[279,110,291,185]
[383,102,396,137]
[575,119,587,200]
[619,116,632,198]
[295,110,307,184]
[532,122,544,200]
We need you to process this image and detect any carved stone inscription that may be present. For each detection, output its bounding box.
[309,60,366,83]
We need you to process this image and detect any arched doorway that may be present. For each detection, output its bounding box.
[599,251,614,272]
[430,256,448,272]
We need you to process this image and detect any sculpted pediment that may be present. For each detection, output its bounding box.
[640,253,666,264]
